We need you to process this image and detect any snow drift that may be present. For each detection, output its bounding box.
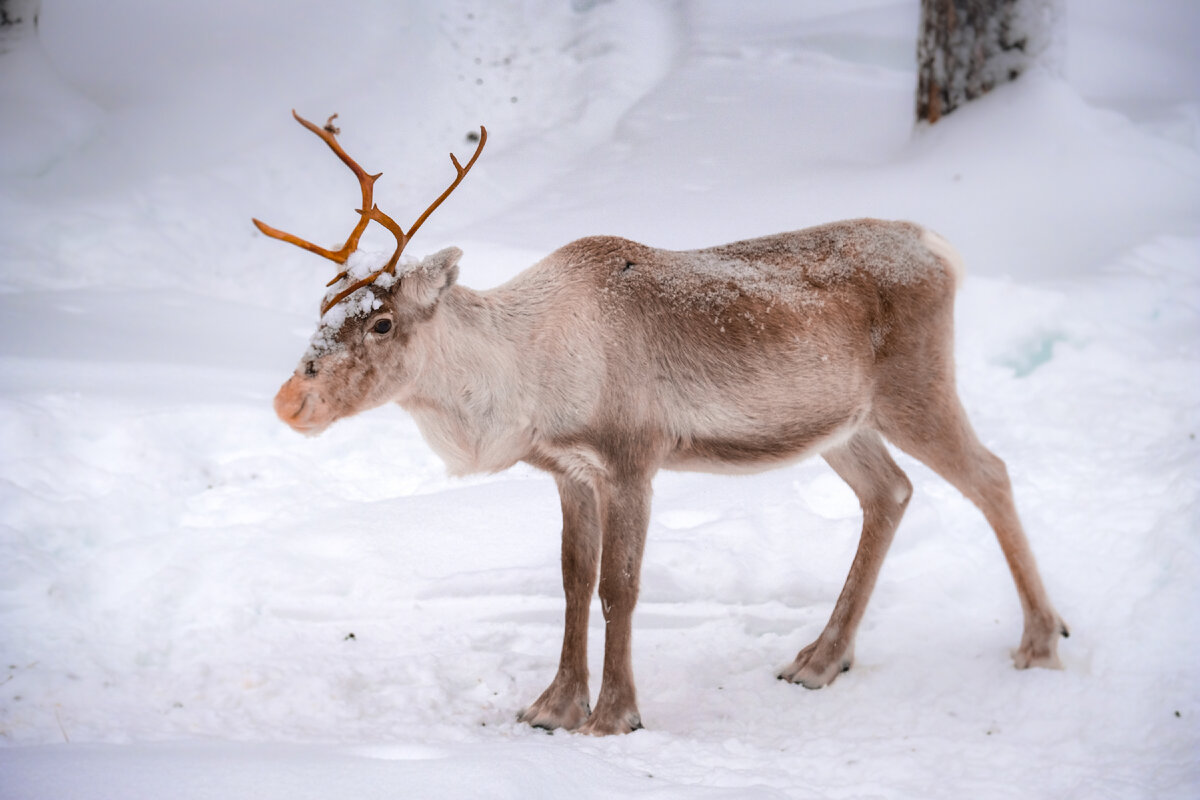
[1,0,1197,798]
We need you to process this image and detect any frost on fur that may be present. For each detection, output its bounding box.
[304,251,415,359]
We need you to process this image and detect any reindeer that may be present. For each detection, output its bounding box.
[256,112,1068,736]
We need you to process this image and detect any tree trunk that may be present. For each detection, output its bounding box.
[916,0,1060,123]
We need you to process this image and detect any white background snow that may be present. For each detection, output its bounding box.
[1,0,1198,797]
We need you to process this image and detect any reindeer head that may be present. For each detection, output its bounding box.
[255,112,484,435]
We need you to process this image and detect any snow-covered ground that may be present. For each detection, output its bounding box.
[1,0,1197,797]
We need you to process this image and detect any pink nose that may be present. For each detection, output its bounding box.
[274,377,326,435]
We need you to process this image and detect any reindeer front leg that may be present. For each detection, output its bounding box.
[577,469,652,736]
[519,473,600,731]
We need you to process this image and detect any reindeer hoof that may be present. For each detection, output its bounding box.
[518,683,591,731]
[518,705,587,732]
[778,640,854,689]
[1012,612,1068,670]
[576,707,642,736]
[1012,614,1070,671]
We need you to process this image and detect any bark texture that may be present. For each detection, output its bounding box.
[917,0,1058,123]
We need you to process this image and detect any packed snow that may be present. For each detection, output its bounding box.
[1,1,1198,798]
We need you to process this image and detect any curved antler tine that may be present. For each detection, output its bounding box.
[321,273,379,314]
[402,126,487,250]
[253,111,380,265]
[318,205,410,312]
[370,206,411,273]
[252,217,357,262]
[322,204,406,288]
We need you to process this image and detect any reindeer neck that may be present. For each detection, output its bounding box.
[400,284,537,475]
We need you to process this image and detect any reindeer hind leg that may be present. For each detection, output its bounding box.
[780,429,912,688]
[875,383,1068,670]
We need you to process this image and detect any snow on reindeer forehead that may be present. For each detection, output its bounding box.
[304,250,417,359]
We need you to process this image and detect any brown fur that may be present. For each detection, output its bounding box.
[275,219,1068,735]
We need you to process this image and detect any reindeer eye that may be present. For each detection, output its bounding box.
[372,318,393,335]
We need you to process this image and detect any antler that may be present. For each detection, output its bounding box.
[252,112,376,265]
[253,110,487,315]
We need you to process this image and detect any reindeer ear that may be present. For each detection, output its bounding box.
[398,246,462,307]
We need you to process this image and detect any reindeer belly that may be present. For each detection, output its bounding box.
[664,405,866,474]
[654,355,872,474]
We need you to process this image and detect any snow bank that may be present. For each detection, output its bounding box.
[1,0,1197,798]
